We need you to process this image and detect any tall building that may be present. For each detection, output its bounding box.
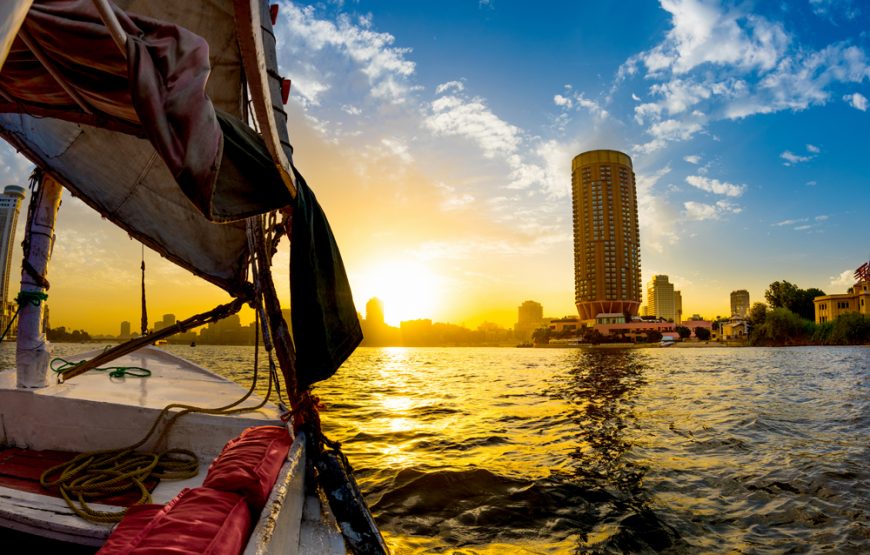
[514,300,544,340]
[730,290,750,318]
[120,320,131,338]
[572,150,641,321]
[674,290,683,324]
[647,275,676,322]
[365,297,385,327]
[0,185,25,332]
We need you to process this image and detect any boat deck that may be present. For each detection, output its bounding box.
[0,346,275,546]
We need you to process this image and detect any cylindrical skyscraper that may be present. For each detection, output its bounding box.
[572,150,641,321]
[0,185,25,332]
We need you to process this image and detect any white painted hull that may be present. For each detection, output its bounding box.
[0,346,344,553]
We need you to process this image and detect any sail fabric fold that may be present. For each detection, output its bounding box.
[291,171,363,389]
[0,0,291,223]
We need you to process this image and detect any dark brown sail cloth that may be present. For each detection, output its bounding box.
[0,0,291,221]
[291,170,363,389]
[0,0,292,293]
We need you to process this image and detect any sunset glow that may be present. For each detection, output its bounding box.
[352,260,443,326]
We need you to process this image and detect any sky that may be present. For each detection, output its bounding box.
[1,0,869,333]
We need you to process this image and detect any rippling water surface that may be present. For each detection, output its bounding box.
[6,344,868,553]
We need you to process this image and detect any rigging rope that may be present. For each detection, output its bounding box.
[0,291,49,342]
[40,333,278,523]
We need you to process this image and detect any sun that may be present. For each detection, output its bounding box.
[352,260,442,326]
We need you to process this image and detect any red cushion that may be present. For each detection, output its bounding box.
[97,488,252,555]
[203,425,292,510]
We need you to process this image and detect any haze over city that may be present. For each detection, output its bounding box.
[0,0,867,335]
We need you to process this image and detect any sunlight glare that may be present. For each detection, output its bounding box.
[353,260,442,326]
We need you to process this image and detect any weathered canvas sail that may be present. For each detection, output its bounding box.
[1,0,362,386]
[0,0,292,294]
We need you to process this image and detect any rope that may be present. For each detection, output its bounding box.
[50,357,151,380]
[41,320,281,523]
[0,291,50,342]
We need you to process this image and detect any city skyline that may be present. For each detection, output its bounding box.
[0,1,868,334]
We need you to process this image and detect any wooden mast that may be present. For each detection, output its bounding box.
[16,173,62,388]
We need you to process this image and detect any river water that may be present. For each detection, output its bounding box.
[6,344,869,553]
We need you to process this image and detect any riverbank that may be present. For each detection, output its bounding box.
[535,341,747,348]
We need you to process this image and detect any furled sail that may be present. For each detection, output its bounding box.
[0,0,362,384]
[0,0,292,294]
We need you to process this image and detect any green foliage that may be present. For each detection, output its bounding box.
[46,326,92,342]
[694,327,711,341]
[748,302,768,327]
[675,326,691,339]
[763,280,825,321]
[531,327,551,344]
[827,312,870,344]
[750,307,814,345]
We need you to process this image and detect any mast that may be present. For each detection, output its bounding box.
[16,173,62,388]
[140,245,147,336]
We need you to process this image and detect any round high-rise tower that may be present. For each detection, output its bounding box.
[571,150,642,321]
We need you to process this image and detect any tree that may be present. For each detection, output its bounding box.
[765,280,800,310]
[748,302,768,327]
[646,330,663,343]
[531,327,551,345]
[764,280,825,321]
[675,326,691,339]
[751,307,813,345]
[794,287,825,321]
[694,327,711,341]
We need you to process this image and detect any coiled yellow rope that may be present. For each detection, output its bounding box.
[40,339,275,523]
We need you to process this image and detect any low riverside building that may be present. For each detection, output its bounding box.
[549,316,580,333]
[721,318,748,340]
[681,319,713,338]
[814,277,870,324]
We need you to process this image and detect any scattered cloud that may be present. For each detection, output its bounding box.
[553,89,609,119]
[683,199,742,221]
[771,215,828,231]
[277,4,417,105]
[685,175,745,197]
[780,144,820,165]
[829,268,857,289]
[780,151,812,165]
[806,180,817,186]
[683,154,701,164]
[424,94,522,159]
[844,92,868,111]
[436,81,465,95]
[617,0,870,153]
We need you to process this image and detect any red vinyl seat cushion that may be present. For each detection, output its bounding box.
[97,487,252,555]
[203,425,292,510]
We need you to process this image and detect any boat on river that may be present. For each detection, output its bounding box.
[0,1,386,553]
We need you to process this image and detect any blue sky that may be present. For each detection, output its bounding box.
[1,0,868,331]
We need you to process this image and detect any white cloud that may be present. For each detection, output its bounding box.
[773,218,805,226]
[436,81,465,95]
[553,90,608,119]
[277,4,416,104]
[631,93,641,101]
[685,175,745,197]
[636,165,680,253]
[424,95,522,159]
[806,144,820,153]
[683,154,701,164]
[618,1,870,154]
[683,199,741,220]
[780,150,812,165]
[844,92,868,111]
[380,138,413,163]
[814,214,828,221]
[635,0,789,76]
[341,104,362,115]
[806,180,817,186]
[829,269,856,289]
